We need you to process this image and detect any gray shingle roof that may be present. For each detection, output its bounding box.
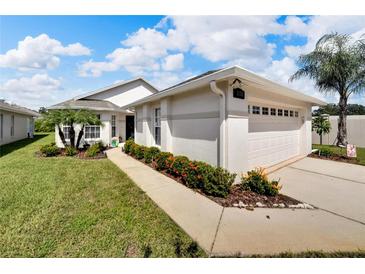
[48,99,127,112]
[0,100,40,117]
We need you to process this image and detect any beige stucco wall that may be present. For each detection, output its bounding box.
[0,109,35,146]
[55,111,127,148]
[312,115,365,147]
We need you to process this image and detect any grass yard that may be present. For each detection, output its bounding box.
[313,144,365,165]
[0,133,205,257]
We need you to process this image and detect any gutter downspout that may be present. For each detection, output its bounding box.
[210,81,226,169]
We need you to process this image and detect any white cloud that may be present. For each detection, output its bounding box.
[79,16,286,77]
[0,34,91,71]
[0,74,63,109]
[162,53,184,71]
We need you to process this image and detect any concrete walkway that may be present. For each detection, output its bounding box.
[107,148,365,256]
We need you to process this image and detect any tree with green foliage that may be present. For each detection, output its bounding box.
[41,109,102,148]
[312,115,331,145]
[313,103,365,116]
[290,33,365,146]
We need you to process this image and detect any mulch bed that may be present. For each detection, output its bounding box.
[209,185,303,209]
[124,152,313,210]
[308,152,359,165]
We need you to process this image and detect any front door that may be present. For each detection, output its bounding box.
[125,115,135,140]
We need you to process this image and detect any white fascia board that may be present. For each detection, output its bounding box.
[47,105,130,113]
[233,66,326,106]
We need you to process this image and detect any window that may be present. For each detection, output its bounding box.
[278,109,283,116]
[284,110,289,117]
[262,107,269,115]
[63,126,70,139]
[295,111,299,117]
[252,106,260,115]
[111,115,116,137]
[85,125,100,139]
[270,108,276,116]
[154,108,161,146]
[248,105,250,114]
[85,114,101,139]
[290,110,294,117]
[0,114,3,140]
[10,115,14,137]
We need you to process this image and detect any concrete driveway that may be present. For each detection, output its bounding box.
[270,157,365,224]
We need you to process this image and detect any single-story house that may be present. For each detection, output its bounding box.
[48,78,157,147]
[125,66,326,174]
[0,100,40,146]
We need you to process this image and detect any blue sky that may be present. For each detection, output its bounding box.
[1,15,365,109]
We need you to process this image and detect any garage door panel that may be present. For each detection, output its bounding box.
[248,130,300,169]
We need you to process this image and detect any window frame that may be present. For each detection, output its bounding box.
[153,107,161,146]
[278,109,283,116]
[284,110,289,117]
[262,107,269,115]
[111,115,116,138]
[290,110,294,117]
[252,106,260,115]
[84,114,101,140]
[63,126,71,140]
[295,111,299,117]
[270,108,276,116]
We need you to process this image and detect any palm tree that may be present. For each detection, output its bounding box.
[290,33,365,146]
[312,115,331,145]
[42,109,102,148]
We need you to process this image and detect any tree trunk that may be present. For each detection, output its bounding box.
[320,134,323,145]
[76,125,84,149]
[57,124,67,147]
[69,125,76,148]
[336,95,347,146]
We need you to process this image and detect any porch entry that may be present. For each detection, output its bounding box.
[126,115,135,140]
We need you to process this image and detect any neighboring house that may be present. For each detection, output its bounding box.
[0,100,40,146]
[312,115,365,147]
[48,78,158,148]
[125,66,326,174]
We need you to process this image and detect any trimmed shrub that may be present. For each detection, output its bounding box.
[134,145,147,160]
[124,139,134,154]
[241,167,281,196]
[155,152,174,171]
[144,146,160,164]
[204,167,236,198]
[85,143,101,157]
[65,146,78,156]
[40,143,59,157]
[319,148,333,157]
[129,143,140,157]
[168,155,190,178]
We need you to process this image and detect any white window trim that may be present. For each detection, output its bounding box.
[63,126,71,140]
[111,115,116,138]
[153,107,161,146]
[84,125,101,140]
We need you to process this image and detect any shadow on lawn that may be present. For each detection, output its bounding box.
[0,134,48,157]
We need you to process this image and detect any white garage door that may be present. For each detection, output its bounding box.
[248,106,301,169]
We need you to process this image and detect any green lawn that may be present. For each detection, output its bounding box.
[0,133,205,257]
[313,144,365,165]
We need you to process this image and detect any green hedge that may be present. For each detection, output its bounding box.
[241,167,281,196]
[123,140,236,198]
[40,143,60,157]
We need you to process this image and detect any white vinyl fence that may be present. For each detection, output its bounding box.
[312,115,365,147]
